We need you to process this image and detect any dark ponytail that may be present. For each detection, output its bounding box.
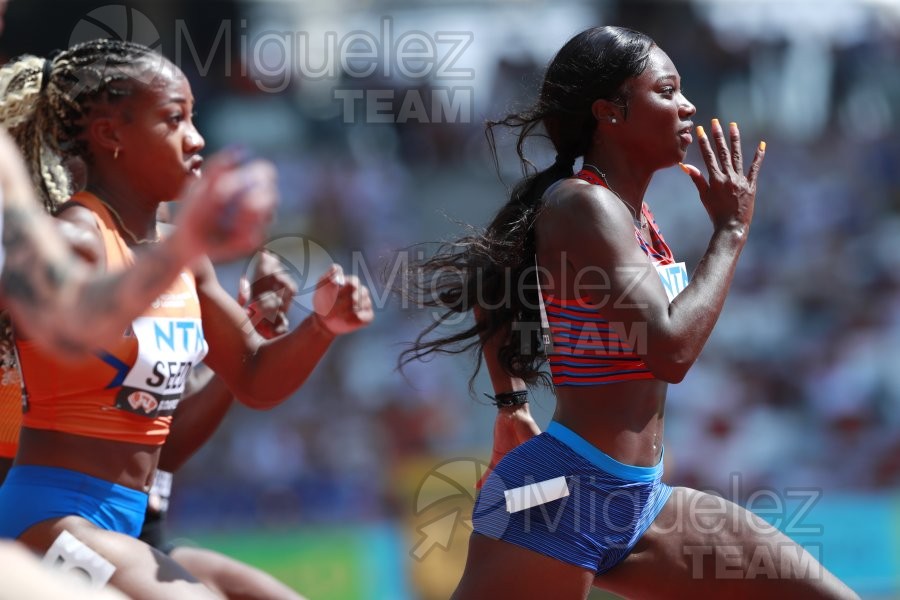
[399,26,655,388]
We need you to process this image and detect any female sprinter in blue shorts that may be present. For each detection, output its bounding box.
[403,26,857,599]
[0,246,308,599]
[0,39,372,599]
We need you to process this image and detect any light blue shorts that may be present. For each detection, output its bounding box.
[472,421,672,574]
[0,465,148,539]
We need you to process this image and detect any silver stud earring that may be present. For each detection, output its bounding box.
[610,118,617,124]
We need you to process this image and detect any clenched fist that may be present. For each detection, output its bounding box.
[312,264,374,336]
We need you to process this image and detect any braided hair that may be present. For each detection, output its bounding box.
[0,39,164,370]
[400,26,655,387]
[0,39,164,213]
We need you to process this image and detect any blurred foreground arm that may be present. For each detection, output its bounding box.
[0,541,127,600]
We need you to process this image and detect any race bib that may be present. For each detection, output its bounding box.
[656,262,688,302]
[113,316,208,418]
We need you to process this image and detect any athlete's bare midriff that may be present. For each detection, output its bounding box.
[553,379,666,468]
[15,427,160,492]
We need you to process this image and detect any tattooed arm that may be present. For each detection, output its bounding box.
[0,130,277,358]
[0,200,191,355]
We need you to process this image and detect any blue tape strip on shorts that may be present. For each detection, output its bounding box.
[473,421,672,574]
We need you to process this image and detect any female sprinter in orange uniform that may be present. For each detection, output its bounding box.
[0,251,306,598]
[0,39,372,599]
[404,27,857,599]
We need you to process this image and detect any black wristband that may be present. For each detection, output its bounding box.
[484,390,528,408]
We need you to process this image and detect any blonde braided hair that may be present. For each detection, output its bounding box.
[0,40,165,367]
[0,39,164,213]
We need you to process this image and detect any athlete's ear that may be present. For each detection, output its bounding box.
[86,115,123,155]
[591,98,624,126]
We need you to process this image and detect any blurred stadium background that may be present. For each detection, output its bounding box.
[3,0,900,598]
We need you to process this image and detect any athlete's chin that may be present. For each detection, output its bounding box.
[165,172,192,198]
[660,154,685,170]
[159,186,186,204]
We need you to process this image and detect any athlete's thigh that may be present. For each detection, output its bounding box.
[18,516,221,600]
[452,533,595,600]
[171,545,306,600]
[595,487,859,599]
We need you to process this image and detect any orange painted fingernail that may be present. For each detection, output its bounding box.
[678,163,691,174]
[729,121,737,130]
[712,118,720,129]
[696,125,706,138]
[759,141,767,151]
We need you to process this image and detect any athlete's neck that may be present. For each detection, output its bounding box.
[582,147,653,214]
[85,176,159,244]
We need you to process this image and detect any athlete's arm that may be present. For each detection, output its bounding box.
[240,250,297,339]
[159,251,297,472]
[196,259,373,410]
[157,366,230,473]
[0,137,277,358]
[476,307,540,488]
[542,121,764,383]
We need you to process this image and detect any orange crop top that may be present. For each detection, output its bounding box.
[17,192,208,445]
[0,370,22,458]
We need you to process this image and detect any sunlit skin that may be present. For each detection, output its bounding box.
[85,60,205,242]
[534,46,698,470]
[581,46,696,228]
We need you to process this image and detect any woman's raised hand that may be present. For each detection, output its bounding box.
[680,119,765,234]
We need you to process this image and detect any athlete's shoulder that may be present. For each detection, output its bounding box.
[55,200,98,227]
[541,177,634,233]
[544,176,619,212]
[54,201,104,266]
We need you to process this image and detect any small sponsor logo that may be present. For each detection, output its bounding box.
[127,390,159,414]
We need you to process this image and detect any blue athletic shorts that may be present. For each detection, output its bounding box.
[472,421,673,574]
[0,465,148,539]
